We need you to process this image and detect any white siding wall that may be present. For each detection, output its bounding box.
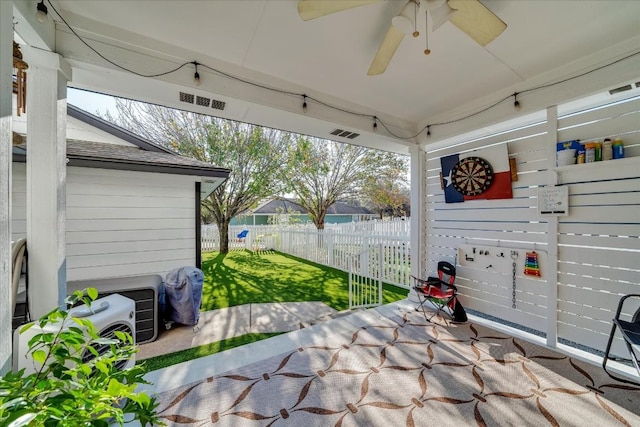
[424,94,640,355]
[12,165,196,281]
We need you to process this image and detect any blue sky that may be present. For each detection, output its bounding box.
[68,88,117,117]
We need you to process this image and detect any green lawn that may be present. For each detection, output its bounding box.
[141,333,282,372]
[200,250,408,312]
[142,250,408,371]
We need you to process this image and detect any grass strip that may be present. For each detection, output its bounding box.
[140,332,282,372]
[200,250,408,311]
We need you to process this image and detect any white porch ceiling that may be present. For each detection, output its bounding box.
[17,0,640,154]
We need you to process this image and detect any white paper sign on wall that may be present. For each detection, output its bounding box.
[537,186,569,216]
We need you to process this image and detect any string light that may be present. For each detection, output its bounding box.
[193,61,201,86]
[302,95,308,113]
[36,0,48,23]
[42,0,640,142]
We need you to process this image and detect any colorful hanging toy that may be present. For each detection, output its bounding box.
[524,251,541,277]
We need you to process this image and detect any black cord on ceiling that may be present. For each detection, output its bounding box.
[45,0,640,142]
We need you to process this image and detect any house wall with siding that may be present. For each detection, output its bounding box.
[12,164,196,281]
[423,94,640,355]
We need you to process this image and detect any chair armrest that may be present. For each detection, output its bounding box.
[613,294,640,320]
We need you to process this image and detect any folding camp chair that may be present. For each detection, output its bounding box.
[602,294,640,386]
[413,261,459,323]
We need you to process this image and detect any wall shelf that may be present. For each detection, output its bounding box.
[554,156,638,173]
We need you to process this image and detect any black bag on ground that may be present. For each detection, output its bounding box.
[452,298,468,322]
[164,266,204,326]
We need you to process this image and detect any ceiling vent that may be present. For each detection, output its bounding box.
[329,129,360,139]
[179,92,226,111]
[179,92,195,104]
[211,100,226,110]
[609,84,632,95]
[196,96,210,107]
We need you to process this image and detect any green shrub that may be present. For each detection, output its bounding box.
[0,288,163,426]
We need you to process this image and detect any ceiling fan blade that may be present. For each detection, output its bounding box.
[448,0,507,46]
[298,0,380,21]
[367,25,405,76]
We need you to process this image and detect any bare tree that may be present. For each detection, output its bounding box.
[282,136,404,230]
[106,99,287,253]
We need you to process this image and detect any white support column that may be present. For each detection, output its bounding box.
[0,0,14,374]
[23,47,71,318]
[544,106,559,348]
[408,145,425,302]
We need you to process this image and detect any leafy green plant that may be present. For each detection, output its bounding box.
[0,288,163,426]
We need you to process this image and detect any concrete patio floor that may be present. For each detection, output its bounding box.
[137,301,339,360]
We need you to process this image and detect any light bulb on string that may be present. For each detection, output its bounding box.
[427,125,431,137]
[302,95,308,113]
[193,62,201,86]
[373,117,378,132]
[513,92,521,110]
[36,0,48,23]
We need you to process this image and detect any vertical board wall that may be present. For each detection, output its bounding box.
[12,165,196,281]
[425,94,640,354]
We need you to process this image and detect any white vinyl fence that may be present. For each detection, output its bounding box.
[201,221,411,290]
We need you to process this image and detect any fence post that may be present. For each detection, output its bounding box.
[378,243,384,306]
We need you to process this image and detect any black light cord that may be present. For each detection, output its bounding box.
[46,0,640,141]
[47,0,191,78]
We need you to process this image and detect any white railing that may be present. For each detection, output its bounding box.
[201,223,411,289]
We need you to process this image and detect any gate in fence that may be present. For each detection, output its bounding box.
[349,244,383,309]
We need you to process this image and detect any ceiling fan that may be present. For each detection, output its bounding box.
[298,0,507,75]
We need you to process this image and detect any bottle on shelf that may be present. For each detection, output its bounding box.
[602,138,612,161]
[612,138,624,159]
[585,142,596,163]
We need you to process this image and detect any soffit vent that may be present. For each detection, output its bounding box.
[179,92,226,111]
[211,100,226,110]
[330,128,360,139]
[196,96,210,107]
[179,92,195,104]
[609,84,632,95]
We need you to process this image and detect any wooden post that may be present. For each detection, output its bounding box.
[0,0,14,374]
[23,47,71,317]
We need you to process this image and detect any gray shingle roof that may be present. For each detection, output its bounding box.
[253,198,372,215]
[66,140,230,178]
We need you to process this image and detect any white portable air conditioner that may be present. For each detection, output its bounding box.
[13,294,136,375]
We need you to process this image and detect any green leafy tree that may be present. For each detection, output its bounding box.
[282,136,403,230]
[0,289,161,426]
[360,154,409,218]
[105,100,287,253]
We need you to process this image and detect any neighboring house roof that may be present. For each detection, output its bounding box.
[13,105,231,184]
[253,199,307,215]
[65,140,229,179]
[67,104,175,154]
[249,198,373,216]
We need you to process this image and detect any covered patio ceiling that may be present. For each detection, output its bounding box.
[12,0,640,155]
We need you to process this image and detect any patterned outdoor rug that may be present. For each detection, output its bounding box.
[155,310,640,426]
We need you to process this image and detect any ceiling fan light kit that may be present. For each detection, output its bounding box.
[297,0,507,75]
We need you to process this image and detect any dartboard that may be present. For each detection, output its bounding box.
[451,156,494,196]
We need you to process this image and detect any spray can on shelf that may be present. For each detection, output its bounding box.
[613,138,624,159]
[602,138,612,161]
